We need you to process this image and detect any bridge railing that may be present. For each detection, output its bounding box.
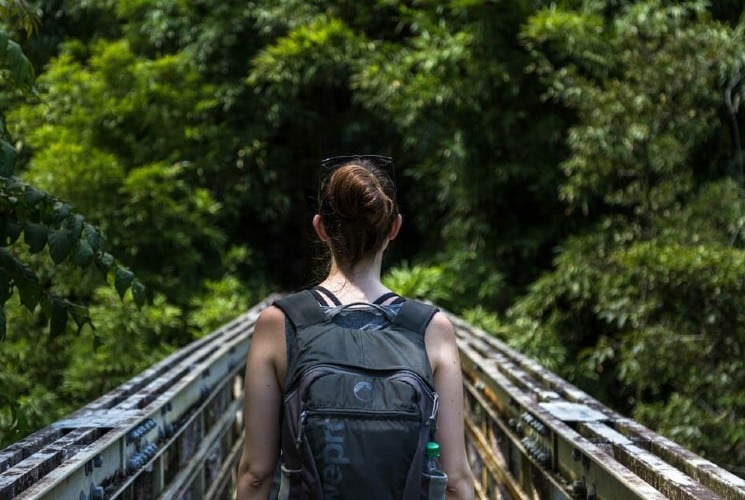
[1,296,743,499]
[450,312,745,500]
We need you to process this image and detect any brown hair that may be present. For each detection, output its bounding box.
[318,159,398,268]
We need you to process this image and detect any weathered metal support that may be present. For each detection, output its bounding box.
[447,311,745,500]
[0,295,743,499]
[0,295,277,499]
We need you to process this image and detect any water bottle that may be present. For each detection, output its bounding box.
[422,441,448,499]
[424,441,442,473]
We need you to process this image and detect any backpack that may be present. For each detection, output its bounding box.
[273,290,444,500]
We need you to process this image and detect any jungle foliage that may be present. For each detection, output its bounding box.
[0,0,743,476]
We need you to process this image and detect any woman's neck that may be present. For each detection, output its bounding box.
[318,254,391,303]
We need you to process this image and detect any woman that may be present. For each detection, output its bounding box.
[237,155,474,499]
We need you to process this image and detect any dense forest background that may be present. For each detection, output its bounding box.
[0,0,743,477]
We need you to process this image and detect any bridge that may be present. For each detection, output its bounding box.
[1,296,743,499]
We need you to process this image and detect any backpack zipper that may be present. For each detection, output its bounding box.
[429,392,440,427]
[297,363,436,398]
[296,410,308,449]
[304,407,421,419]
[295,407,420,450]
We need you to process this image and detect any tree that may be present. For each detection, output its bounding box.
[0,0,146,443]
[244,0,580,310]
[0,2,144,337]
[513,0,745,470]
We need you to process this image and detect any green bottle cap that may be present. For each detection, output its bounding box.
[425,441,440,458]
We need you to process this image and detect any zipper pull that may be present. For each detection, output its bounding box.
[296,410,308,449]
[429,393,440,427]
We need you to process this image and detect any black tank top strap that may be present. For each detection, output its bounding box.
[373,292,404,305]
[311,285,342,306]
[312,286,403,307]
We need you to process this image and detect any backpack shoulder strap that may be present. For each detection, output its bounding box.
[393,299,438,335]
[273,290,328,328]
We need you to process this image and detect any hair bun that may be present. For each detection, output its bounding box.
[319,162,398,266]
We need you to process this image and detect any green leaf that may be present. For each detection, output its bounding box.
[48,229,74,263]
[23,222,47,253]
[131,279,146,308]
[0,305,5,342]
[6,40,24,73]
[65,214,84,239]
[68,304,92,335]
[84,224,103,252]
[0,140,16,176]
[114,267,134,299]
[5,40,35,90]
[49,300,67,337]
[2,222,21,245]
[24,186,46,207]
[3,176,22,190]
[52,201,71,223]
[17,276,40,311]
[72,240,94,268]
[96,251,114,272]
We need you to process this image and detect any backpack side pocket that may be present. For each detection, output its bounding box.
[421,469,448,500]
[276,462,303,500]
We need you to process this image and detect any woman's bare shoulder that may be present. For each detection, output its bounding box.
[426,310,456,341]
[253,305,286,340]
[424,310,458,369]
[258,304,286,324]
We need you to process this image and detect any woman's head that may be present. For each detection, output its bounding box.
[316,156,399,269]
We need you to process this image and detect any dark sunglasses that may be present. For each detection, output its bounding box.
[320,154,394,171]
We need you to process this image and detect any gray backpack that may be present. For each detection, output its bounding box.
[273,290,444,500]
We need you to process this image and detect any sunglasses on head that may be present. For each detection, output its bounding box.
[320,154,394,171]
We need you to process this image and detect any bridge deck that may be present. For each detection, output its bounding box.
[0,296,743,499]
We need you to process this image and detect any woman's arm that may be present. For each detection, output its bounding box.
[236,305,287,499]
[426,312,475,500]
